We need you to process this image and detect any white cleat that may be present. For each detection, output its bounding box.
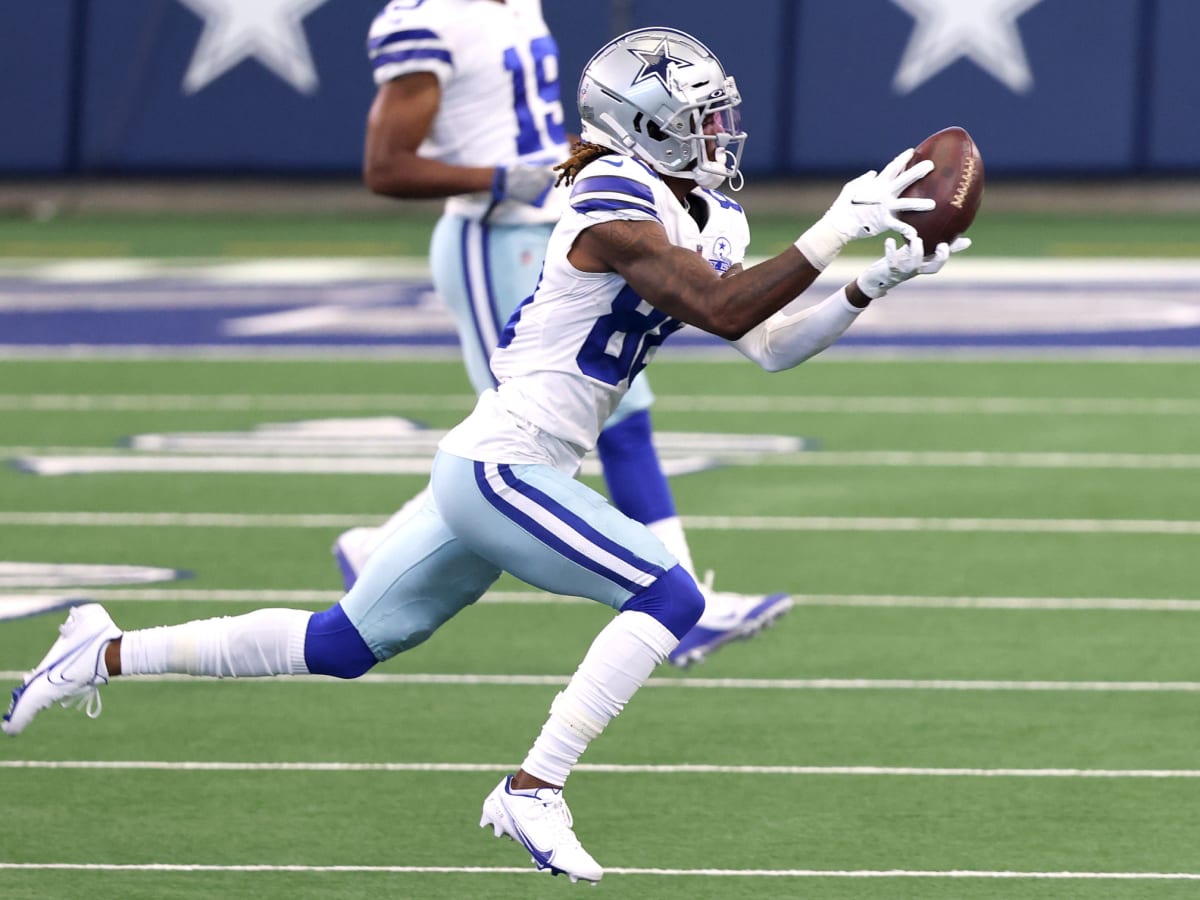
[480,775,603,884]
[3,603,121,736]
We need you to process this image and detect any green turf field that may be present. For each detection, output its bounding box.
[3,352,1200,899]
[3,206,1200,259]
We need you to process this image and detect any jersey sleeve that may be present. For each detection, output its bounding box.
[367,10,455,87]
[567,157,663,225]
[697,188,751,272]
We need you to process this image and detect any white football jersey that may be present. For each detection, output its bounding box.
[367,0,568,224]
[440,155,750,472]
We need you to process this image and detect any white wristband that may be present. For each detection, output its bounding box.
[855,271,890,301]
[793,218,848,272]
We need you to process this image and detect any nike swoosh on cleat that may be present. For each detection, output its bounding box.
[505,817,555,870]
[850,200,878,205]
[41,628,108,686]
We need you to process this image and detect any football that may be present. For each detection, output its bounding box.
[897,126,984,249]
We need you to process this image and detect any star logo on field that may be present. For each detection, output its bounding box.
[629,38,692,89]
[177,0,330,95]
[891,0,1043,94]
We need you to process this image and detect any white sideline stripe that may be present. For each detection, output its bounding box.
[5,760,1200,779]
[0,862,1197,880]
[4,511,1200,534]
[3,670,1198,692]
[4,393,1200,415]
[16,588,1200,613]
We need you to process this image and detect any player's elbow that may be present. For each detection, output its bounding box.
[362,157,423,199]
[702,309,753,342]
[755,354,791,374]
[363,164,405,198]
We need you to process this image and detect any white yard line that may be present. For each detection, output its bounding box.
[3,510,1200,534]
[0,861,1197,880]
[5,345,1200,361]
[12,449,1200,474]
[5,759,1200,778]
[4,392,1200,414]
[3,254,1200,285]
[2,670,1198,692]
[9,588,1200,612]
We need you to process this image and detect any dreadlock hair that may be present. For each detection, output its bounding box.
[553,141,616,187]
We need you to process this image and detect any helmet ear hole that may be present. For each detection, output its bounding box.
[646,121,668,142]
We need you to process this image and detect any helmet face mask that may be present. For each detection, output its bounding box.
[578,28,747,189]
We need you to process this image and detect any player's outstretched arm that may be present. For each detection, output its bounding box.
[571,218,830,340]
[569,148,943,341]
[732,235,972,372]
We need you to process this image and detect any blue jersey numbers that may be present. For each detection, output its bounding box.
[503,36,566,157]
[576,286,683,386]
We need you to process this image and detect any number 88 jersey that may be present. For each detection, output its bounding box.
[485,155,750,457]
[367,0,568,224]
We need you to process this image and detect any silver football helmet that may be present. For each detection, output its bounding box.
[578,27,747,189]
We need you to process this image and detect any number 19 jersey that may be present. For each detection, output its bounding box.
[367,0,568,224]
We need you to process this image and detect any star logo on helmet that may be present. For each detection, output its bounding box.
[629,38,692,89]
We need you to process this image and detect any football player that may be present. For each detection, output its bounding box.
[341,0,794,666]
[3,27,967,883]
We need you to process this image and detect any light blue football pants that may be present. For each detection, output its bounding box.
[339,450,679,659]
[429,213,654,423]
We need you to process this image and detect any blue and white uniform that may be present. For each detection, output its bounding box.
[366,0,648,421]
[343,155,748,656]
[441,156,731,471]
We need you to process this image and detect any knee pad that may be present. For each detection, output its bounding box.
[620,565,704,639]
[304,603,379,679]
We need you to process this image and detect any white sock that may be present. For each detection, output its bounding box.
[645,516,696,579]
[120,608,311,677]
[520,611,677,786]
[364,486,432,557]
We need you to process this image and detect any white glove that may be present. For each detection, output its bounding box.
[795,148,935,271]
[491,164,556,207]
[857,236,972,300]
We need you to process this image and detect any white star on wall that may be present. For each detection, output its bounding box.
[177,0,330,95]
[891,0,1043,95]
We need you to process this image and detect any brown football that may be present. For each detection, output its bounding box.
[897,126,984,248]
